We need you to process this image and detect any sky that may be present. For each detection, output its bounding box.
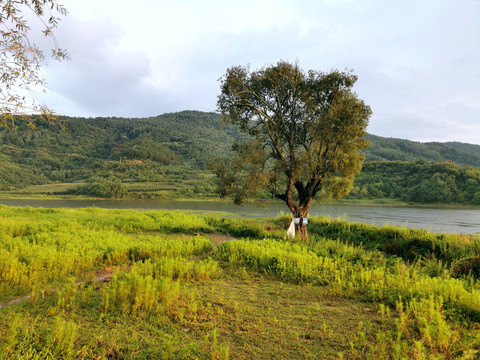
[33,0,480,144]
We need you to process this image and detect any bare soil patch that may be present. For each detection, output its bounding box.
[204,232,237,246]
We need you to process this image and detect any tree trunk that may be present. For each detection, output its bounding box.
[293,211,309,241]
[296,222,308,241]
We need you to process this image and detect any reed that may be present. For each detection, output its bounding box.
[215,237,480,357]
[0,206,213,302]
[1,205,479,358]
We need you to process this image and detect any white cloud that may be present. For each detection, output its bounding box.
[36,0,480,144]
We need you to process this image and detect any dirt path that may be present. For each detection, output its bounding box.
[203,232,237,246]
[190,232,237,261]
[0,233,237,310]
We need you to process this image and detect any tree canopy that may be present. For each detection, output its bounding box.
[1,0,68,127]
[215,61,371,238]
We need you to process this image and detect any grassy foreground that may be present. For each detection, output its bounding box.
[0,206,479,359]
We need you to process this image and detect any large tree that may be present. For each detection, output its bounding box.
[215,61,371,239]
[1,0,68,127]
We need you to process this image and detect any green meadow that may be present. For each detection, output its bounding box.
[0,205,479,359]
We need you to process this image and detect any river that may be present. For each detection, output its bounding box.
[0,198,479,235]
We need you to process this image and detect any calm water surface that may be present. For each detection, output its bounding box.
[1,198,479,235]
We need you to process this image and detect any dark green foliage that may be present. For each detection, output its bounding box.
[0,111,239,197]
[364,134,480,167]
[1,111,480,204]
[451,255,480,278]
[215,62,371,236]
[206,217,269,239]
[349,160,480,204]
[112,138,179,164]
[0,153,47,190]
[75,180,126,198]
[443,142,480,158]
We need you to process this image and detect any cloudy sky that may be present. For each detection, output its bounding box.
[36,0,479,144]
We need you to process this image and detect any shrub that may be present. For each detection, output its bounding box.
[75,180,126,198]
[451,255,480,278]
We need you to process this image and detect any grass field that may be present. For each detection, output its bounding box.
[0,205,479,359]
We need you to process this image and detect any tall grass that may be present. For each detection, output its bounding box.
[215,238,480,317]
[305,215,480,264]
[0,206,228,359]
[0,206,213,302]
[101,258,221,322]
[214,237,480,358]
[1,205,479,358]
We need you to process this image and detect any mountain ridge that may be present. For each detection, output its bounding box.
[1,111,479,204]
[363,134,480,167]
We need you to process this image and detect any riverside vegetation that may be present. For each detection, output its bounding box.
[1,111,480,205]
[1,205,480,359]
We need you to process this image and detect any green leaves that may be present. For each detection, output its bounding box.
[1,0,68,126]
[216,61,371,223]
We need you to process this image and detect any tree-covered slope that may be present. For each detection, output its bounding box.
[364,134,480,167]
[1,111,479,204]
[348,160,480,204]
[441,142,480,158]
[0,111,239,189]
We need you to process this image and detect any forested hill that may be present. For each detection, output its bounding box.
[1,111,479,204]
[1,111,235,174]
[0,111,241,190]
[364,134,480,167]
[9,111,239,168]
[2,111,479,167]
